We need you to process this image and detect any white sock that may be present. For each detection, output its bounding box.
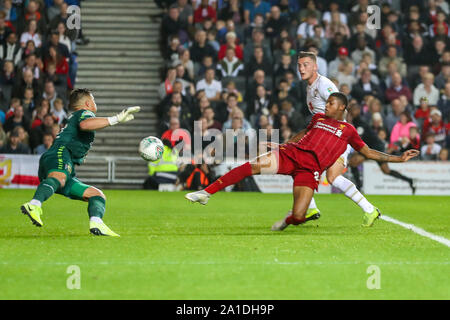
[30,199,41,207]
[90,216,103,224]
[332,175,374,214]
[308,197,318,210]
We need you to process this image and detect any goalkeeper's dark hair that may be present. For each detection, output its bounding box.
[330,92,348,109]
[69,88,92,110]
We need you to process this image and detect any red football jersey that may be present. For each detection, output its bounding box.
[295,113,366,170]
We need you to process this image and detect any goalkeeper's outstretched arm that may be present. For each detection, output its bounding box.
[358,145,420,163]
[80,106,141,131]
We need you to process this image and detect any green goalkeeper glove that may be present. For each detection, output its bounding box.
[108,106,141,126]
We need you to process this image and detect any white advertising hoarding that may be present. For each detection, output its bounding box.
[363,161,450,195]
[0,154,40,189]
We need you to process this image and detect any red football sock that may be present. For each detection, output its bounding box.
[285,214,306,225]
[205,162,253,194]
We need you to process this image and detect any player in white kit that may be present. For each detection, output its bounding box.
[290,51,380,225]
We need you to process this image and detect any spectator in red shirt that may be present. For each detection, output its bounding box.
[422,109,448,147]
[161,117,192,149]
[31,105,48,129]
[414,97,431,127]
[407,126,421,150]
[44,45,69,88]
[430,11,449,37]
[385,72,412,103]
[194,0,217,24]
[45,46,68,75]
[217,31,243,60]
[24,0,41,22]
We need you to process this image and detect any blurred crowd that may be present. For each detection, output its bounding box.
[0,0,89,155]
[156,0,450,162]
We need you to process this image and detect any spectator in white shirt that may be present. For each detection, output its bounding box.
[51,98,67,125]
[413,72,440,107]
[328,46,354,79]
[421,133,442,160]
[196,67,222,101]
[297,12,322,45]
[336,60,356,90]
[20,19,41,48]
[322,2,347,26]
[57,21,73,54]
[351,35,376,65]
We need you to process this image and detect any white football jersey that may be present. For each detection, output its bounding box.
[298,72,351,166]
[305,73,338,115]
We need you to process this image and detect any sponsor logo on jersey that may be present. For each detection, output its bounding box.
[81,110,95,119]
[327,87,333,93]
[65,163,72,174]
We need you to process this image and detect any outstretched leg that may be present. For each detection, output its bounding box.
[185,151,278,204]
[378,162,416,194]
[272,186,314,231]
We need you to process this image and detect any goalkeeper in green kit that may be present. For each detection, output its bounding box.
[20,88,140,237]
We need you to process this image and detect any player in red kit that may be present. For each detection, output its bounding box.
[185,93,419,230]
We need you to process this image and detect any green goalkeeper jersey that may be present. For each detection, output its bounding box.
[50,109,96,164]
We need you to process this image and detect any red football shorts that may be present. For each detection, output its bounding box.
[275,143,321,191]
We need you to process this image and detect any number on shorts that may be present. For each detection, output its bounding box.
[314,171,319,181]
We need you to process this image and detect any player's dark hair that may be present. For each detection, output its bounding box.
[297,51,317,62]
[69,88,92,110]
[330,92,348,109]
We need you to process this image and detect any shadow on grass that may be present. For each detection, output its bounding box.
[0,233,108,239]
[145,225,363,237]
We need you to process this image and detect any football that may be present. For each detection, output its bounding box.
[139,136,164,161]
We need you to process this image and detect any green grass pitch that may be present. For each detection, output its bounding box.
[0,189,449,300]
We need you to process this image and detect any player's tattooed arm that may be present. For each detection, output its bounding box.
[288,129,308,143]
[359,145,420,163]
[260,128,308,150]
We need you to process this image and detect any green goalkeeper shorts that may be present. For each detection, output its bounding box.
[38,146,90,200]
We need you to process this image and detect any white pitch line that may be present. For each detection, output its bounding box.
[380,215,450,248]
[0,261,449,266]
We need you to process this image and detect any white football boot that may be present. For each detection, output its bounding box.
[185,190,210,205]
[271,212,291,231]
